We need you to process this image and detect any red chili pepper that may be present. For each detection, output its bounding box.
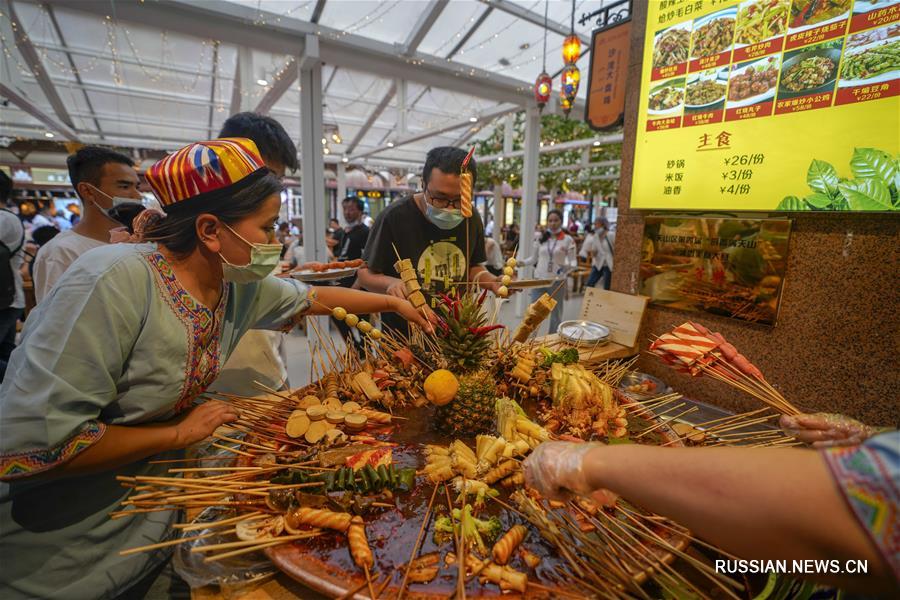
[438,292,454,308]
[477,289,488,306]
[468,324,506,337]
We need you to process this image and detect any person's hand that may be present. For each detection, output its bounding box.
[390,297,436,334]
[523,441,607,501]
[386,279,408,299]
[779,413,880,448]
[171,400,240,449]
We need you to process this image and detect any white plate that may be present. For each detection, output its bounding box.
[726,56,781,107]
[838,38,900,87]
[290,267,358,282]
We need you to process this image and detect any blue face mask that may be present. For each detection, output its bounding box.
[425,203,464,230]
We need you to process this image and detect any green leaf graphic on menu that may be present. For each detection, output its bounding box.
[850,148,897,187]
[806,159,839,195]
[805,192,834,209]
[776,196,809,211]
[838,179,893,211]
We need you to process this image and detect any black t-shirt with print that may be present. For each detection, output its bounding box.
[363,194,486,333]
[335,223,369,289]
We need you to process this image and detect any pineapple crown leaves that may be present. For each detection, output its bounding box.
[436,289,505,339]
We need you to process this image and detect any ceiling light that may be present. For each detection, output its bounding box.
[593,140,601,146]
[44,132,54,138]
[387,141,395,148]
[323,147,330,154]
[566,177,571,183]
[341,156,349,163]
[321,137,327,145]
[469,116,478,123]
[519,42,531,50]
[497,156,503,162]
[539,141,544,147]
[331,133,342,144]
[256,78,269,86]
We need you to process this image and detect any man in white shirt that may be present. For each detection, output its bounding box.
[0,171,25,380]
[580,217,616,290]
[32,146,141,302]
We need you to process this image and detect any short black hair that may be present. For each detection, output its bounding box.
[342,196,364,211]
[422,147,476,189]
[219,112,298,172]
[66,146,135,192]
[0,170,12,204]
[32,225,60,246]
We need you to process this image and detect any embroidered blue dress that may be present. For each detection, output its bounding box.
[0,243,311,599]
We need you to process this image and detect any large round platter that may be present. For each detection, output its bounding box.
[263,401,688,599]
[557,320,610,347]
[291,267,359,282]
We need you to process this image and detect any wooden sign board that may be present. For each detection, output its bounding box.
[578,288,649,349]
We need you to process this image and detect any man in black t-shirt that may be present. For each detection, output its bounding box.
[359,146,503,334]
[333,196,370,350]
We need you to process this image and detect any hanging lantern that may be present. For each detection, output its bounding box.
[562,34,581,65]
[533,71,552,111]
[560,64,580,115]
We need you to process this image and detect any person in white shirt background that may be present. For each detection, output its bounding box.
[32,146,142,302]
[484,235,505,276]
[519,209,577,334]
[0,171,25,380]
[580,217,616,290]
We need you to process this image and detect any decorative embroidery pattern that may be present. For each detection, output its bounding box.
[146,252,228,412]
[0,421,107,480]
[823,433,900,579]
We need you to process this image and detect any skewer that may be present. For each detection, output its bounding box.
[192,531,322,553]
[173,511,265,531]
[119,529,221,556]
[364,565,377,600]
[210,442,255,457]
[212,433,277,452]
[396,484,440,600]
[201,533,322,563]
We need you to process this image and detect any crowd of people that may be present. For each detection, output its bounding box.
[0,111,894,598]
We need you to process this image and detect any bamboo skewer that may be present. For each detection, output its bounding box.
[201,533,322,563]
[210,442,255,457]
[120,529,221,556]
[396,484,439,600]
[173,511,265,531]
[192,531,322,554]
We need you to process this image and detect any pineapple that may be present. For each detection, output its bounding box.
[434,372,497,437]
[435,290,496,373]
[431,290,503,437]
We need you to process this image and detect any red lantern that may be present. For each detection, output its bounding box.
[562,34,581,65]
[560,64,580,115]
[534,71,552,111]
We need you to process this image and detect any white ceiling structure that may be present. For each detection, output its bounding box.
[0,0,603,172]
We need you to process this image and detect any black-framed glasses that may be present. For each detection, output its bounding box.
[424,188,462,209]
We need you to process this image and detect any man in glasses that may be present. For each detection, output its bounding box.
[358,146,503,335]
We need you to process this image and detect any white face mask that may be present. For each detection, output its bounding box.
[219,223,283,284]
[88,185,145,228]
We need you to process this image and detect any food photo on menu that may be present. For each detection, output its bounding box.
[726,55,781,107]
[690,6,738,60]
[652,20,692,69]
[647,77,687,116]
[787,0,852,32]
[733,0,790,46]
[839,25,900,86]
[777,39,842,98]
[685,68,729,112]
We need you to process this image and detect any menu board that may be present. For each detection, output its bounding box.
[632,0,900,211]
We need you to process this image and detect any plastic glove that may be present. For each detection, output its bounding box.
[523,441,607,502]
[779,413,879,448]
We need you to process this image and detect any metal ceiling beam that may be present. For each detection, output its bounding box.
[447,6,493,59]
[37,0,534,106]
[478,0,590,45]
[0,82,80,141]
[230,47,251,115]
[207,40,219,137]
[344,82,395,156]
[310,0,327,23]
[402,0,448,55]
[478,133,623,162]
[43,3,103,139]
[254,57,297,115]
[351,103,519,160]
[6,0,75,130]
[31,41,215,79]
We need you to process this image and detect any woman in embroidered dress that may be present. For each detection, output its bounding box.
[0,139,432,600]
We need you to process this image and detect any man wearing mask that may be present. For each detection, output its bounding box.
[358,146,502,335]
[332,196,370,350]
[33,147,141,302]
[209,112,299,396]
[580,217,615,290]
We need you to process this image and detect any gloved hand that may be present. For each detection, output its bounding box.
[779,413,879,448]
[523,441,611,502]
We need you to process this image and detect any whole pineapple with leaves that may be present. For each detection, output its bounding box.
[432,290,503,437]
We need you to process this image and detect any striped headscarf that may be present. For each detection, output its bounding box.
[145,138,268,214]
